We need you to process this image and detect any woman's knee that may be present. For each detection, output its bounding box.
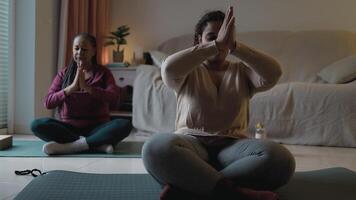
[31,117,54,134]
[142,133,182,166]
[142,133,179,156]
[260,141,296,188]
[265,141,295,171]
[110,119,132,136]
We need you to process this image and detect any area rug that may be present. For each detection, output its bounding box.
[0,140,143,158]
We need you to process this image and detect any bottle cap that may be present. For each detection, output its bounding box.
[255,122,266,139]
[256,122,264,129]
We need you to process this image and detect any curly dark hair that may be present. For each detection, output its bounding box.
[61,33,98,89]
[194,10,225,45]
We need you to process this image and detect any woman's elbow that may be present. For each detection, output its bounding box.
[275,63,282,80]
[43,95,58,109]
[44,101,54,109]
[270,60,282,84]
[161,55,179,78]
[161,57,171,76]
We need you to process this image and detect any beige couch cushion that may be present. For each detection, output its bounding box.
[148,50,168,68]
[275,31,356,83]
[317,55,356,83]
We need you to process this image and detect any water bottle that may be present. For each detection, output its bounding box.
[255,122,267,139]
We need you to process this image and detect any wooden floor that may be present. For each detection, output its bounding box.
[0,134,355,200]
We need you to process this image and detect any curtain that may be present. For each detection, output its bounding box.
[57,0,110,69]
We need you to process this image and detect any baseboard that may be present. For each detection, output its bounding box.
[14,125,32,134]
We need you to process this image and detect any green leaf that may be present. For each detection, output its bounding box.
[118,25,129,31]
[121,32,130,37]
[106,36,116,40]
[110,31,121,38]
[107,25,130,45]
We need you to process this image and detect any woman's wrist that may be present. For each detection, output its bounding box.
[229,41,237,54]
[215,40,228,53]
[83,86,92,94]
[63,87,72,96]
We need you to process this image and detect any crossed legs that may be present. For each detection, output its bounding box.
[142,133,295,199]
[31,117,132,155]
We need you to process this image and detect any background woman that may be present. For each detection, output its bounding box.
[31,33,131,155]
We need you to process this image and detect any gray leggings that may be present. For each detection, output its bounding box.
[142,133,295,195]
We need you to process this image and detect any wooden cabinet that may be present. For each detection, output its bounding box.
[109,66,137,118]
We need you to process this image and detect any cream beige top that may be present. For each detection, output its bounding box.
[161,41,281,139]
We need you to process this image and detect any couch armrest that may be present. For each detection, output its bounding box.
[132,65,176,134]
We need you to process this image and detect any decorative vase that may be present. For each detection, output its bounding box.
[113,50,124,63]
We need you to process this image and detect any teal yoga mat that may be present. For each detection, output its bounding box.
[14,167,356,200]
[0,140,143,157]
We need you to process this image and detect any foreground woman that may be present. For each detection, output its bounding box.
[142,7,295,200]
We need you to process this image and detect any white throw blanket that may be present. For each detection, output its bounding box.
[132,65,176,134]
[249,82,356,147]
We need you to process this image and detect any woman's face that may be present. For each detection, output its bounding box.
[200,21,222,44]
[72,36,96,66]
[199,21,228,61]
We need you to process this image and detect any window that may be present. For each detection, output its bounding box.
[0,0,9,130]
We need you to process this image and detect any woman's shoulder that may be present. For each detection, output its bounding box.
[57,66,69,77]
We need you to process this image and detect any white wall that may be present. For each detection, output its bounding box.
[14,0,36,133]
[35,0,59,119]
[14,0,58,134]
[110,0,356,62]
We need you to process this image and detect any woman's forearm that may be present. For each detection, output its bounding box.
[232,42,282,85]
[162,42,218,79]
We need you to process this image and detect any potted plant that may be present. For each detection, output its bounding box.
[105,25,130,63]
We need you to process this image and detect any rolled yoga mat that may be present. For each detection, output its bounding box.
[15,167,356,200]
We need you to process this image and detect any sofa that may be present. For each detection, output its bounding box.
[132,30,356,147]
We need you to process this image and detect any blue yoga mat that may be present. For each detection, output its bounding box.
[14,167,356,200]
[0,140,143,158]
